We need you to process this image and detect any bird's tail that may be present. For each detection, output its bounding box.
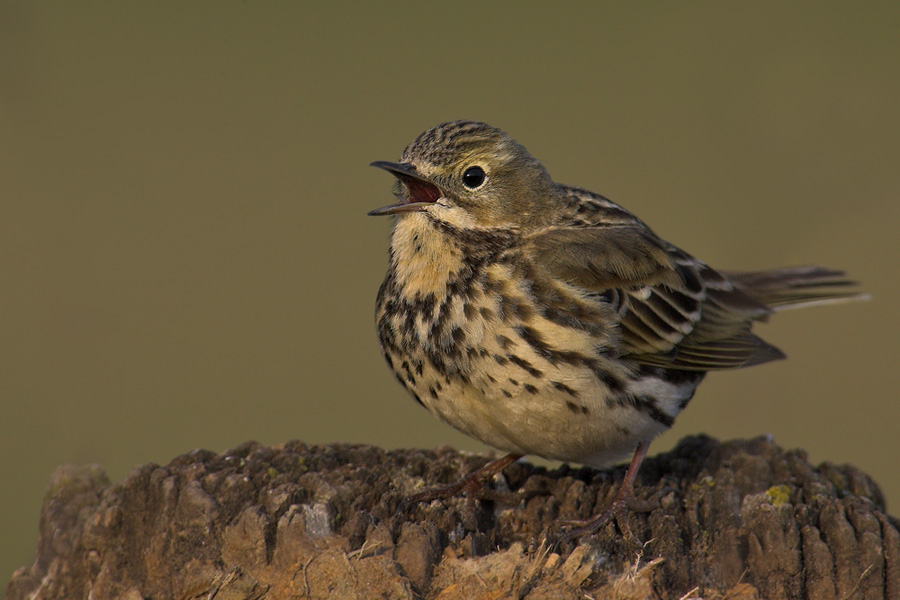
[724,266,869,312]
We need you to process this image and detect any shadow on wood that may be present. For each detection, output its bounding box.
[6,435,899,599]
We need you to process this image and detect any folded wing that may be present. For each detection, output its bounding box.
[526,212,859,371]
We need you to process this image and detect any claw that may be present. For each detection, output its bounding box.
[557,441,650,544]
[404,452,523,507]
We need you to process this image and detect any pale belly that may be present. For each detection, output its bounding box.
[379,273,697,467]
[414,361,672,468]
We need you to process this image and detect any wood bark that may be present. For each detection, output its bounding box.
[6,435,898,599]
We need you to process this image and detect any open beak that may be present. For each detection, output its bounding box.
[368,161,443,216]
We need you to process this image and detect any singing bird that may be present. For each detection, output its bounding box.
[369,120,862,533]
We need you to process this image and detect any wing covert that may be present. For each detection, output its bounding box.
[526,189,784,370]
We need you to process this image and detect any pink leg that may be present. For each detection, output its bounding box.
[560,442,649,542]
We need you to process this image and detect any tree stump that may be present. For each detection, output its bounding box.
[6,435,898,599]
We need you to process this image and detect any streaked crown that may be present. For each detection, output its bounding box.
[391,120,557,227]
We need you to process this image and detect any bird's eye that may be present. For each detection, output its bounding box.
[462,166,486,189]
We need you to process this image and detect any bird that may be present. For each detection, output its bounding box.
[368,120,863,535]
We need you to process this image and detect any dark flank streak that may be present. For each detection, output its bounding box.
[551,380,579,398]
[540,305,578,329]
[513,302,534,321]
[571,358,624,392]
[508,354,543,378]
[401,361,414,382]
[564,400,589,414]
[402,313,416,337]
[419,294,436,318]
[608,394,674,428]
[635,396,674,427]
[516,325,589,365]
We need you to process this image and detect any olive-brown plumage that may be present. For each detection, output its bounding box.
[369,120,861,529]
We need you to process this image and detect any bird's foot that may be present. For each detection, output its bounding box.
[403,452,523,509]
[556,442,654,545]
[557,493,642,544]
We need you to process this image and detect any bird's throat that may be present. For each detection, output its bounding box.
[390,214,464,299]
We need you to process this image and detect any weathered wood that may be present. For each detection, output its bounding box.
[6,435,898,599]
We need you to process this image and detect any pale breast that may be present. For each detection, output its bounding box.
[375,215,701,466]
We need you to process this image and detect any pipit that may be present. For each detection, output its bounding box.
[368,120,862,536]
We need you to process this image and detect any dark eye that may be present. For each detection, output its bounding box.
[462,166,486,189]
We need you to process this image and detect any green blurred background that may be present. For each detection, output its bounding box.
[2,2,898,582]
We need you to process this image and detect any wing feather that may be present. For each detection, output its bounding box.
[528,186,860,372]
[526,187,790,371]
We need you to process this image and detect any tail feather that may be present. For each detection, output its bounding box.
[723,266,869,311]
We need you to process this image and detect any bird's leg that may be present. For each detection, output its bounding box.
[559,442,650,542]
[406,452,523,506]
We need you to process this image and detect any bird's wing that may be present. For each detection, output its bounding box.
[524,187,784,370]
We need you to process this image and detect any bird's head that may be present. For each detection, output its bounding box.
[369,121,555,229]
